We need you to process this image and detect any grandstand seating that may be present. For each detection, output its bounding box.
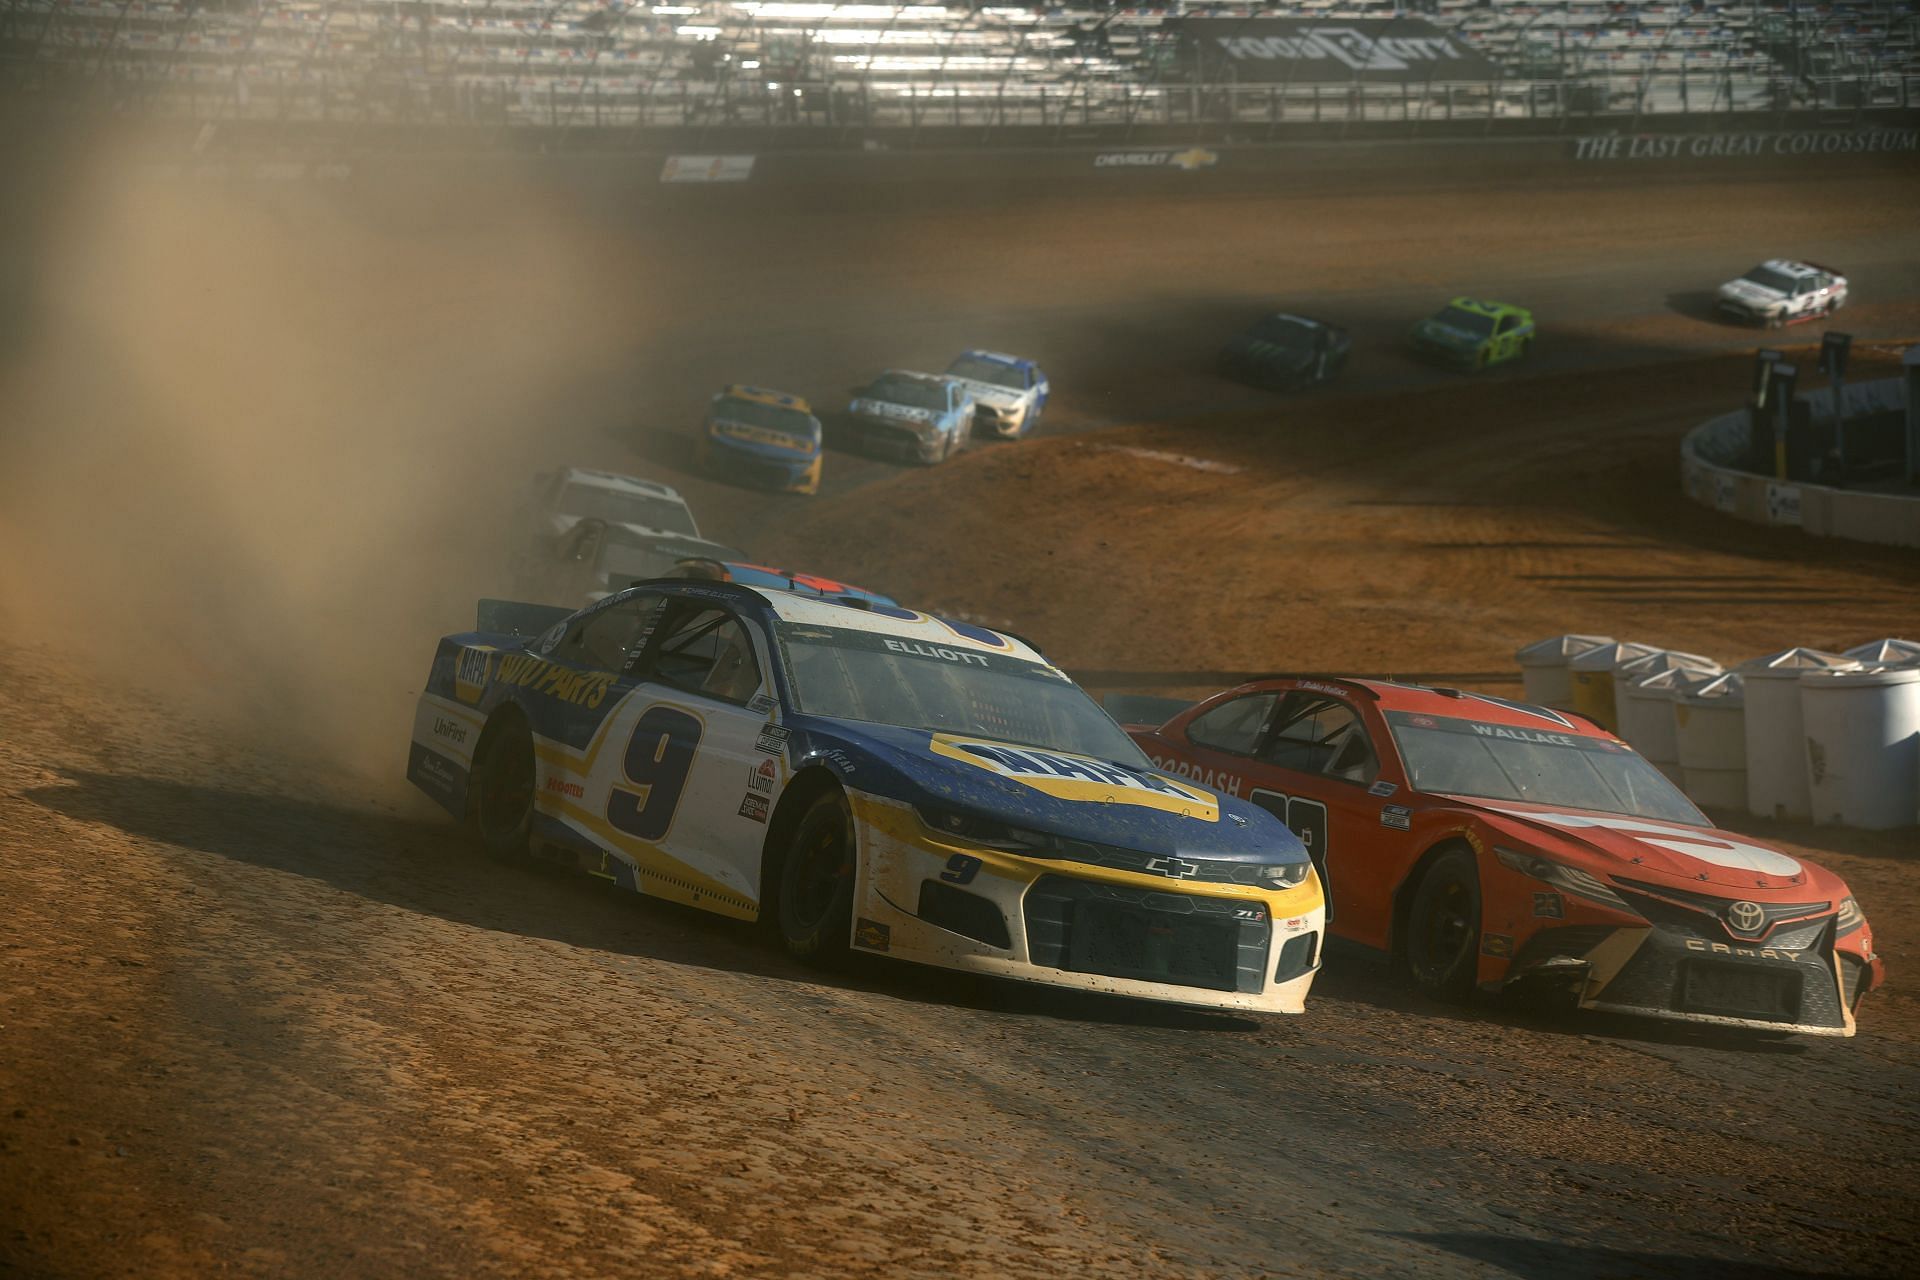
[2,1,1915,127]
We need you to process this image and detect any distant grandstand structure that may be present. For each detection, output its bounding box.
[3,1,1917,134]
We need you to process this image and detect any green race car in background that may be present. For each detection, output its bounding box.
[1409,297,1535,371]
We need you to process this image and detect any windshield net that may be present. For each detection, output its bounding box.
[864,376,948,411]
[1434,307,1498,339]
[947,356,1024,389]
[714,397,816,438]
[559,483,697,536]
[1386,711,1704,824]
[776,622,1148,767]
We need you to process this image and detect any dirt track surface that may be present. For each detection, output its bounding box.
[4,151,1920,1278]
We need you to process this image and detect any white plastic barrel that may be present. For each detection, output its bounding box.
[1738,647,1862,820]
[1567,642,1663,733]
[1516,634,1616,711]
[1612,648,1719,706]
[1844,638,1920,667]
[1799,665,1920,830]
[1673,672,1747,811]
[1619,666,1716,783]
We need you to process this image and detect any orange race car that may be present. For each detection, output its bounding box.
[1125,676,1884,1037]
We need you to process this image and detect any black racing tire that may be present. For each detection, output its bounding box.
[1405,848,1482,1002]
[776,789,857,964]
[471,714,535,864]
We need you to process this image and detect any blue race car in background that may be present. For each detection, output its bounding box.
[408,580,1325,1013]
[697,384,824,494]
[943,350,1050,440]
[843,370,974,464]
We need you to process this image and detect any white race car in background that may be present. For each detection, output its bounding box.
[942,350,1050,440]
[843,370,976,464]
[1716,259,1848,328]
[518,467,738,602]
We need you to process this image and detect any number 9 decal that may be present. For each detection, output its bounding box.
[608,705,703,842]
[940,853,983,886]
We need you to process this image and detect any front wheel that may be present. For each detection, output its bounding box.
[1405,849,1482,1002]
[471,716,535,863]
[777,790,857,963]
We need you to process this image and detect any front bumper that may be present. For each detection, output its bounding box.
[1409,336,1484,369]
[845,413,945,463]
[1715,297,1781,325]
[1502,914,1867,1036]
[702,435,821,492]
[848,793,1324,1014]
[969,402,1026,439]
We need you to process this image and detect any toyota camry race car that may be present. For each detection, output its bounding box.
[1409,298,1534,371]
[1127,676,1883,1036]
[943,350,1050,440]
[1716,259,1848,328]
[697,385,824,495]
[1219,312,1351,391]
[843,370,974,464]
[407,583,1325,1013]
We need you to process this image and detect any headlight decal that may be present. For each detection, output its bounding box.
[1494,845,1633,913]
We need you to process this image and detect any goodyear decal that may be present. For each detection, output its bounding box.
[931,735,1219,821]
[494,652,616,709]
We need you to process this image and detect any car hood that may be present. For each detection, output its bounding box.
[1414,319,1482,347]
[849,397,938,424]
[1223,336,1314,371]
[709,417,818,453]
[944,376,1026,408]
[794,718,1309,864]
[1719,278,1786,305]
[1454,796,1818,891]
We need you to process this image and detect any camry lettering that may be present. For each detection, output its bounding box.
[1684,938,1803,963]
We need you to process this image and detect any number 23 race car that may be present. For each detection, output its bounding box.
[407,582,1324,1013]
[1127,676,1883,1036]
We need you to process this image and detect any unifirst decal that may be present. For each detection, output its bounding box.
[494,652,615,708]
[931,735,1219,821]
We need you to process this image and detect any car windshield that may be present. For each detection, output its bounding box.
[946,355,1025,389]
[1386,711,1705,824]
[775,621,1150,768]
[1740,265,1798,294]
[714,396,816,438]
[557,482,697,535]
[1432,306,1497,338]
[1248,316,1318,348]
[864,375,948,411]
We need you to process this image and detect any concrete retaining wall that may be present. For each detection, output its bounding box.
[1680,377,1920,549]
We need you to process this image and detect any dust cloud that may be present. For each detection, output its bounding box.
[0,137,641,799]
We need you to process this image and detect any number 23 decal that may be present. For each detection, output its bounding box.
[608,704,704,842]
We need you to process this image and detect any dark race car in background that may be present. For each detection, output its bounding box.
[1125,676,1883,1037]
[1219,312,1350,390]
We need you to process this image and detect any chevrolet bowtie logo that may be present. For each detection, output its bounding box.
[1146,855,1201,880]
[1170,148,1218,171]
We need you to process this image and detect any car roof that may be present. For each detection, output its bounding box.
[1443,297,1527,318]
[872,369,955,388]
[1755,259,1834,279]
[1215,675,1609,737]
[558,467,685,501]
[954,349,1033,369]
[721,384,813,414]
[686,559,896,605]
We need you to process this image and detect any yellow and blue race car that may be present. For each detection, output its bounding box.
[408,581,1326,1013]
[697,385,824,494]
[1408,297,1534,371]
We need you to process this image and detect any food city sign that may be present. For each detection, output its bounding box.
[1573,129,1919,161]
[1174,18,1494,83]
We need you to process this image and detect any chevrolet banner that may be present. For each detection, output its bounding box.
[1174,18,1495,84]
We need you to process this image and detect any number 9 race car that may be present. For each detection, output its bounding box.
[1127,676,1883,1036]
[407,582,1325,1013]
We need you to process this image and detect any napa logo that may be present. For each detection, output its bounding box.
[929,734,1220,821]
[454,646,493,705]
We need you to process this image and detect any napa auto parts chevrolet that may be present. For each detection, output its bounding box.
[1127,676,1883,1036]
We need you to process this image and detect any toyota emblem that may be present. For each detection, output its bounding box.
[1726,901,1767,935]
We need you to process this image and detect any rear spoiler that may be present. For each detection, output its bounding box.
[476,598,574,637]
[1101,693,1197,729]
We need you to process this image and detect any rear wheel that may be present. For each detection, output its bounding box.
[472,716,535,863]
[777,790,857,963]
[1405,849,1482,1002]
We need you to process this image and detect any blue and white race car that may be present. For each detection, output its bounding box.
[407,581,1325,1013]
[943,350,1050,440]
[843,370,975,464]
